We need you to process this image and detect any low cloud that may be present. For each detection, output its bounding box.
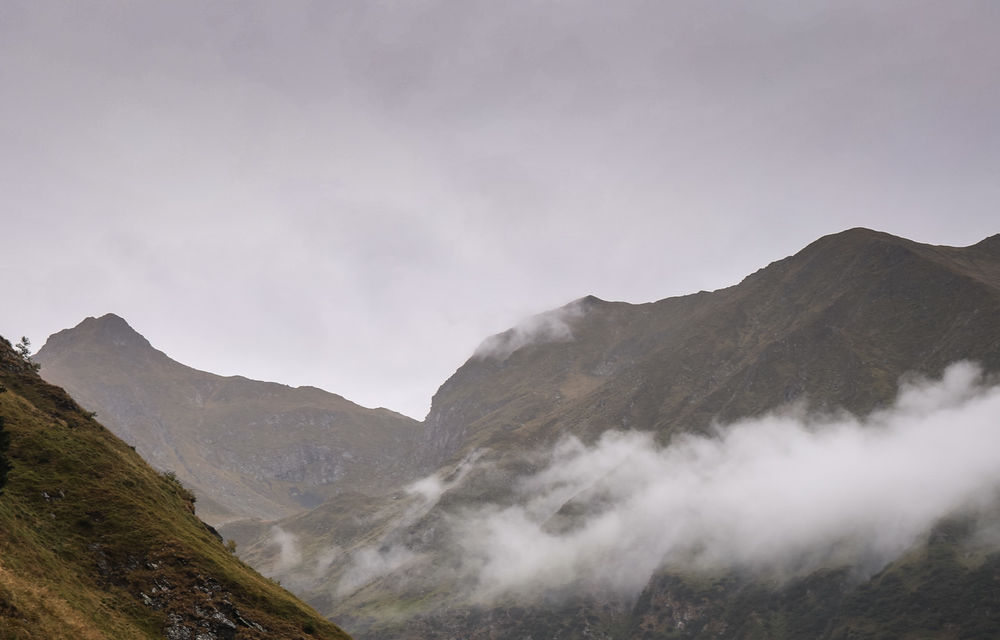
[336,545,421,597]
[269,526,303,572]
[314,545,343,578]
[299,362,1000,610]
[448,362,1000,601]
[332,449,484,595]
[473,300,586,361]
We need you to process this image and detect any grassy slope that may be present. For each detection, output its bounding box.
[0,337,351,640]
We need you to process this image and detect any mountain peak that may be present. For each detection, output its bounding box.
[808,227,904,251]
[92,311,128,323]
[576,294,607,307]
[83,311,137,332]
[972,233,1000,253]
[34,312,424,524]
[39,313,153,355]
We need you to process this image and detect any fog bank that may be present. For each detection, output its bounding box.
[450,362,1000,601]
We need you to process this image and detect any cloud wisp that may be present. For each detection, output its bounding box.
[331,449,485,596]
[473,300,587,361]
[447,362,1000,602]
[268,526,303,572]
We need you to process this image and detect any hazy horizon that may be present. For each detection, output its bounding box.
[3,2,999,418]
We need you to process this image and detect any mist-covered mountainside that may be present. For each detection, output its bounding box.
[34,314,423,524]
[423,228,1000,467]
[0,334,351,640]
[222,228,1000,639]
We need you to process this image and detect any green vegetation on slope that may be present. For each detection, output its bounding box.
[0,335,351,640]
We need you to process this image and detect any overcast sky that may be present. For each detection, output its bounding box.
[2,1,998,419]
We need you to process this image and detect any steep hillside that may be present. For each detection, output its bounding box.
[34,315,423,523]
[0,334,351,640]
[223,228,1000,639]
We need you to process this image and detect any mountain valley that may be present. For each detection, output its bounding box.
[26,228,1000,639]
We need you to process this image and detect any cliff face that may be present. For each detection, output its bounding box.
[34,314,425,524]
[0,334,352,640]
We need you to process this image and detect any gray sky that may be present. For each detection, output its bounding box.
[2,1,998,419]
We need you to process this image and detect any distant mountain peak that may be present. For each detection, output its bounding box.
[37,313,155,361]
[81,312,136,332]
[829,226,881,238]
[807,227,902,251]
[577,294,607,307]
[92,311,128,324]
[34,312,424,524]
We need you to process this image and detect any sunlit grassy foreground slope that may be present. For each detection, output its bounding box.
[0,336,350,640]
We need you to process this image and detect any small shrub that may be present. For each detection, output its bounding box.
[14,337,31,360]
[14,337,40,372]
[160,470,196,504]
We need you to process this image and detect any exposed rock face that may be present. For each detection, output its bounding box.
[34,315,425,523]
[93,545,268,639]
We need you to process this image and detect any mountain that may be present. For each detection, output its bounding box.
[221,228,1000,639]
[32,228,1000,638]
[34,315,423,524]
[422,228,1000,467]
[0,334,351,639]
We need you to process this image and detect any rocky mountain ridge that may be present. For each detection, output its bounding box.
[422,228,1000,467]
[35,314,424,524]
